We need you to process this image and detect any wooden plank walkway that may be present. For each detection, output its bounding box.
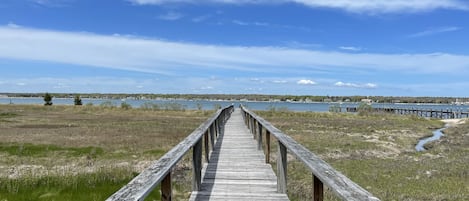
[189,109,289,201]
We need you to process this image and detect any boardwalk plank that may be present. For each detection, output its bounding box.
[189,109,289,201]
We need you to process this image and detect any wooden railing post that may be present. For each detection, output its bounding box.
[252,117,256,136]
[313,174,324,201]
[277,141,287,193]
[252,119,257,140]
[244,112,248,126]
[161,172,172,201]
[214,119,219,138]
[217,118,221,136]
[210,123,215,149]
[257,122,263,150]
[192,139,202,191]
[265,130,271,164]
[204,131,210,162]
[220,116,225,135]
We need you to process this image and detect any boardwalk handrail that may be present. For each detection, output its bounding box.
[107,105,234,201]
[241,105,380,201]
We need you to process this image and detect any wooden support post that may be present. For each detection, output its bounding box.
[204,131,209,163]
[257,122,263,150]
[253,119,258,140]
[249,116,253,134]
[250,118,254,135]
[312,174,324,201]
[161,171,172,201]
[215,120,219,138]
[245,113,248,126]
[210,123,215,149]
[265,130,271,164]
[192,139,202,191]
[277,141,287,194]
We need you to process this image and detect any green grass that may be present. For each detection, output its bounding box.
[0,168,162,201]
[257,110,467,201]
[0,143,103,158]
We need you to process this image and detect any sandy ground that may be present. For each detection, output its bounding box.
[441,118,467,127]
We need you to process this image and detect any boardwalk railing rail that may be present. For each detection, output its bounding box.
[107,105,234,201]
[241,105,380,201]
[345,107,469,119]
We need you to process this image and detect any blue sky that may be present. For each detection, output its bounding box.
[1,0,469,96]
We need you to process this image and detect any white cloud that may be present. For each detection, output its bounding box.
[339,46,361,51]
[335,81,377,88]
[7,22,21,28]
[297,79,316,85]
[272,80,288,84]
[158,11,184,20]
[293,0,469,14]
[128,0,469,13]
[1,26,469,77]
[408,26,462,38]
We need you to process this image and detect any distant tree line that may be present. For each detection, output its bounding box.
[4,92,467,104]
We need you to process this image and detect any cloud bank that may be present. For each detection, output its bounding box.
[128,0,469,14]
[1,26,469,77]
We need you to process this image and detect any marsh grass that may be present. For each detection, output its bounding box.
[0,143,103,158]
[0,167,157,201]
[0,104,212,200]
[257,110,467,200]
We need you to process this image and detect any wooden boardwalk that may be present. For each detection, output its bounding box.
[108,105,379,201]
[189,109,289,201]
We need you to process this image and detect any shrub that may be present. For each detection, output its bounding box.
[99,101,114,108]
[140,102,160,110]
[196,103,203,110]
[74,95,82,106]
[357,103,373,116]
[120,102,132,110]
[43,93,53,106]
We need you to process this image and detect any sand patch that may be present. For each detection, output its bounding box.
[441,118,466,127]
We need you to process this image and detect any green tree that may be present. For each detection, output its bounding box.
[44,92,53,106]
[74,95,82,106]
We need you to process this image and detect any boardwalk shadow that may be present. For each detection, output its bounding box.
[192,124,226,200]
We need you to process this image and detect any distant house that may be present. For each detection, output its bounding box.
[361,99,373,104]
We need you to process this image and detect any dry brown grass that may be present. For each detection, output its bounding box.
[0,105,210,153]
[0,104,213,200]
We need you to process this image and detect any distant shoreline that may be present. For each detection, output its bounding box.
[1,93,468,104]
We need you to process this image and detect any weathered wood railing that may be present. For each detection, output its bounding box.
[346,107,469,119]
[106,105,234,201]
[241,105,380,201]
